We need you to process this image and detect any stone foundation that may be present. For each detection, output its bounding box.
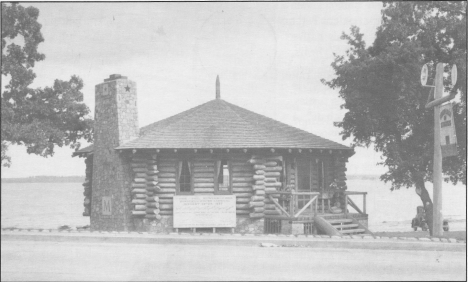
[234,216,264,234]
[281,220,292,234]
[133,216,264,234]
[357,219,368,228]
[133,216,174,233]
[349,213,369,229]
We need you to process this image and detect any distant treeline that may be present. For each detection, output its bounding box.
[347,174,380,180]
[1,176,85,183]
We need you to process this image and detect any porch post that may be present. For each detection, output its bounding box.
[344,194,348,215]
[290,194,293,216]
[315,197,318,214]
[363,194,366,214]
[322,197,324,214]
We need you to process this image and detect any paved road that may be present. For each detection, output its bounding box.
[1,240,466,281]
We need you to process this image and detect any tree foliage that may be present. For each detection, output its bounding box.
[323,2,466,235]
[1,3,93,167]
[323,1,466,191]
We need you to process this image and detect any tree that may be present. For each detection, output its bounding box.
[1,3,93,167]
[322,2,466,235]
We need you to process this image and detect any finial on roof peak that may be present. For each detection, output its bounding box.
[216,75,220,99]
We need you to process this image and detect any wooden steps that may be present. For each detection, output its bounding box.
[316,216,370,236]
[328,219,353,224]
[328,218,365,235]
[340,228,365,234]
[335,224,358,229]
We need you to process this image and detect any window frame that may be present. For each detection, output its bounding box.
[176,159,194,195]
[214,159,232,195]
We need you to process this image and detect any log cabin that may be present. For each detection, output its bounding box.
[73,74,371,236]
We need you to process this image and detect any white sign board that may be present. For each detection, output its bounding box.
[173,195,236,228]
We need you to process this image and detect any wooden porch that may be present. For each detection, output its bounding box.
[264,190,372,236]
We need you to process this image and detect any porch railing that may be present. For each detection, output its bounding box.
[265,191,319,219]
[264,190,367,217]
[343,191,367,215]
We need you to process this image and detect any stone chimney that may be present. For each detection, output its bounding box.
[91,74,139,231]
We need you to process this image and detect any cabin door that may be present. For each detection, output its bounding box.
[296,157,312,209]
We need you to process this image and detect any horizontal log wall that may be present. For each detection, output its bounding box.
[145,154,161,220]
[248,155,265,218]
[127,153,349,225]
[286,156,296,191]
[131,154,148,217]
[128,153,307,222]
[130,153,163,220]
[247,154,285,218]
[262,156,283,216]
[230,155,254,215]
[152,157,178,215]
[334,156,348,189]
[82,156,93,216]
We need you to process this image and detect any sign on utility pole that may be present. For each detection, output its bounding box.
[421,63,458,237]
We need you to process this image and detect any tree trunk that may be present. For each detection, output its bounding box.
[413,172,434,236]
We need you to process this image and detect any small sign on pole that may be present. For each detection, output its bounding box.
[439,103,458,158]
[451,65,457,88]
[420,64,428,86]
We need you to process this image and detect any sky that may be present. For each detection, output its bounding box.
[2,2,387,178]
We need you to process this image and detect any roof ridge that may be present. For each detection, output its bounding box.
[221,100,350,149]
[217,100,272,146]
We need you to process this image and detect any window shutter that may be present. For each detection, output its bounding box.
[216,160,221,177]
[227,160,232,192]
[178,161,182,179]
[284,158,289,190]
[321,160,325,190]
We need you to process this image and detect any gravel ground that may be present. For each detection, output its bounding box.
[374,231,466,242]
[2,240,466,281]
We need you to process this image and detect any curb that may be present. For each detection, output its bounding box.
[1,230,465,252]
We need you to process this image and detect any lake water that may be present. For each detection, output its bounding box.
[348,179,466,231]
[1,180,466,232]
[1,183,90,230]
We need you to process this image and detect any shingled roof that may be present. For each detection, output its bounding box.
[74,98,352,156]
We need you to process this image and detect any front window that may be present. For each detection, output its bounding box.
[178,160,192,193]
[216,160,231,193]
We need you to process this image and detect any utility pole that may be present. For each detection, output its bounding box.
[432,63,444,237]
[422,62,458,237]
